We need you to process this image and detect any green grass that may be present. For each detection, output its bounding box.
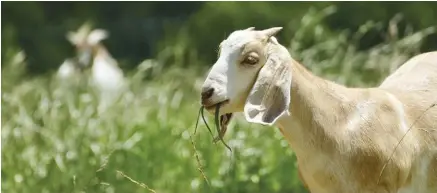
[2,9,435,193]
[2,62,303,193]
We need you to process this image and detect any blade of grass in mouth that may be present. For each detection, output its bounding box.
[213,113,231,143]
[199,106,215,139]
[194,106,202,134]
[193,104,234,177]
[214,104,232,152]
[194,104,232,152]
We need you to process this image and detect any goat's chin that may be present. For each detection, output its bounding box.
[204,100,236,116]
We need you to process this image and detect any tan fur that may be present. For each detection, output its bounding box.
[276,52,437,193]
[201,27,437,193]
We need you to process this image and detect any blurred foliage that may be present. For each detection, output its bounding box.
[1,2,437,193]
[2,1,437,74]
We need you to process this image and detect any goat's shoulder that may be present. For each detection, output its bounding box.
[342,88,423,153]
[339,88,409,131]
[381,89,437,149]
[342,87,435,136]
[321,88,418,191]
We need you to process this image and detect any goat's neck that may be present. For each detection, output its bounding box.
[92,44,112,59]
[276,59,354,156]
[91,43,120,69]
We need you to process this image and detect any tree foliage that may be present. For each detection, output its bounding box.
[2,2,437,74]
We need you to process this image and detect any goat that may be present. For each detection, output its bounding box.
[56,25,90,81]
[86,29,125,94]
[200,27,437,193]
[67,23,126,112]
[66,23,94,69]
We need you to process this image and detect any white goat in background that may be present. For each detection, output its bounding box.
[56,25,89,82]
[200,27,437,193]
[65,23,126,113]
[86,29,125,95]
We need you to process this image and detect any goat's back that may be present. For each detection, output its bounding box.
[379,51,437,94]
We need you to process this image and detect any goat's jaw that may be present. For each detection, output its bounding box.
[202,100,232,117]
[201,100,234,140]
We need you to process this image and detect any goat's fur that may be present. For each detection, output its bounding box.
[64,23,126,113]
[200,27,437,193]
[85,29,126,114]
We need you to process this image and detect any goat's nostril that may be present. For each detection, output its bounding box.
[201,88,214,100]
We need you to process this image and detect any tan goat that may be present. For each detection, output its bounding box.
[200,27,437,193]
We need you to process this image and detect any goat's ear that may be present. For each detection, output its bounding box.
[243,56,292,126]
[245,27,255,31]
[260,27,283,38]
[66,32,79,45]
[87,29,108,45]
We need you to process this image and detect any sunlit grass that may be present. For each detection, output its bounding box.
[2,59,298,193]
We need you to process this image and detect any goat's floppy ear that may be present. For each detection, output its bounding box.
[244,56,292,126]
[245,27,255,31]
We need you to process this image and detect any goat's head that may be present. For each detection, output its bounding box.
[201,27,293,126]
[67,24,108,68]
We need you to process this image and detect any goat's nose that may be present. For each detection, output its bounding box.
[201,88,214,100]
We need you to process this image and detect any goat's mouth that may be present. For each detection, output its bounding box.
[203,99,229,112]
[213,112,233,144]
[201,100,233,148]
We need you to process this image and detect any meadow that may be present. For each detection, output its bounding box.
[2,8,436,193]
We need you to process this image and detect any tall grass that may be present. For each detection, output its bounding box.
[2,8,435,193]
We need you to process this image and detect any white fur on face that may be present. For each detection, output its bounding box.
[202,29,264,113]
[76,30,108,68]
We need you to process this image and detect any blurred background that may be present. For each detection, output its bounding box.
[2,1,437,193]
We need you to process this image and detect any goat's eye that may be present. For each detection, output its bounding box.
[243,55,259,65]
